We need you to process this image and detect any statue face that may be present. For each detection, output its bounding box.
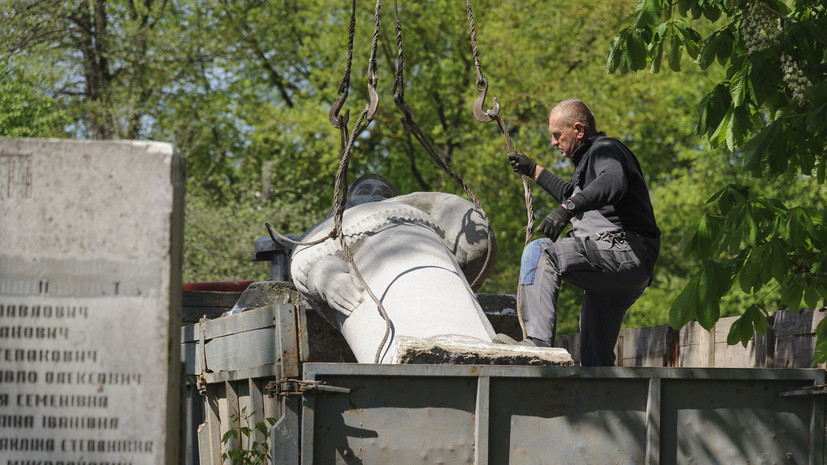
[346,179,396,207]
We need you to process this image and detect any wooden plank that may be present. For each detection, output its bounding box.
[616,334,624,366]
[617,325,671,367]
[234,380,253,452]
[182,339,202,375]
[774,334,816,368]
[678,322,710,368]
[773,308,816,337]
[202,305,276,340]
[183,384,203,465]
[665,327,680,368]
[181,321,200,343]
[199,382,223,465]
[203,365,281,384]
[196,422,213,465]
[769,308,822,368]
[765,313,777,368]
[197,376,281,464]
[247,378,267,449]
[711,316,767,368]
[204,326,278,373]
[220,381,239,456]
[752,327,770,368]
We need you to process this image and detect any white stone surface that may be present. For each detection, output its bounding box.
[392,335,575,366]
[291,176,497,363]
[0,138,184,464]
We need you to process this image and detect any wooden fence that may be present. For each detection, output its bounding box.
[557,308,826,368]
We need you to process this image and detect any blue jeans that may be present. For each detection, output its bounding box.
[518,233,659,366]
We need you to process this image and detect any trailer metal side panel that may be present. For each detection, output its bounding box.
[183,301,827,464]
[659,377,818,464]
[300,364,825,465]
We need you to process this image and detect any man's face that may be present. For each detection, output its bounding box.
[548,112,583,159]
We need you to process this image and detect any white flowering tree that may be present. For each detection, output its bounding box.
[608,0,827,361]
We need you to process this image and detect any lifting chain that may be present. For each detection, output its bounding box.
[327,0,391,364]
[267,0,391,364]
[267,0,530,355]
[465,0,531,338]
[465,0,534,246]
[390,0,495,290]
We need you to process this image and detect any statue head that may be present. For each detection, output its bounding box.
[345,174,398,208]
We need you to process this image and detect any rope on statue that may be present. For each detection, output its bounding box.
[465,0,533,338]
[390,0,494,291]
[266,0,393,364]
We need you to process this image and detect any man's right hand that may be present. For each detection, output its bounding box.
[507,152,537,178]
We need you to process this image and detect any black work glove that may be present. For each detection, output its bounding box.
[537,205,575,241]
[507,151,536,177]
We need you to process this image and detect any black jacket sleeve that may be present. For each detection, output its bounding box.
[569,142,628,211]
[535,168,573,204]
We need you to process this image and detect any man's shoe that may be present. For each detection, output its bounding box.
[521,337,551,348]
[492,333,520,345]
[492,334,551,348]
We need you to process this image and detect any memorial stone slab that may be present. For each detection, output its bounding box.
[0,139,184,464]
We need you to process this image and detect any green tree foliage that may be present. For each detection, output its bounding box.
[3,0,745,337]
[609,0,827,358]
[0,62,69,137]
[0,1,194,139]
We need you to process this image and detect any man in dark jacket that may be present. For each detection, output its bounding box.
[496,98,660,366]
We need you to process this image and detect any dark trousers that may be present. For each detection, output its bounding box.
[518,233,659,366]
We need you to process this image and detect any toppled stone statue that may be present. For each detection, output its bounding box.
[290,174,498,363]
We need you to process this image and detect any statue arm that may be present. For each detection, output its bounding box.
[305,255,365,316]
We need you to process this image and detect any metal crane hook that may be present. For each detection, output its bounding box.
[472,78,500,123]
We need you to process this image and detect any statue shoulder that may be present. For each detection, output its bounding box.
[392,192,478,219]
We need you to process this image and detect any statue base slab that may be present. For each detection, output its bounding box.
[392,335,574,366]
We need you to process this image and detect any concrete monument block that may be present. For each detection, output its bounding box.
[0,139,184,464]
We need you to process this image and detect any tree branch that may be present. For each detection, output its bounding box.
[758,4,797,24]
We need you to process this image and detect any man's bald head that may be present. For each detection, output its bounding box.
[549,99,596,138]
